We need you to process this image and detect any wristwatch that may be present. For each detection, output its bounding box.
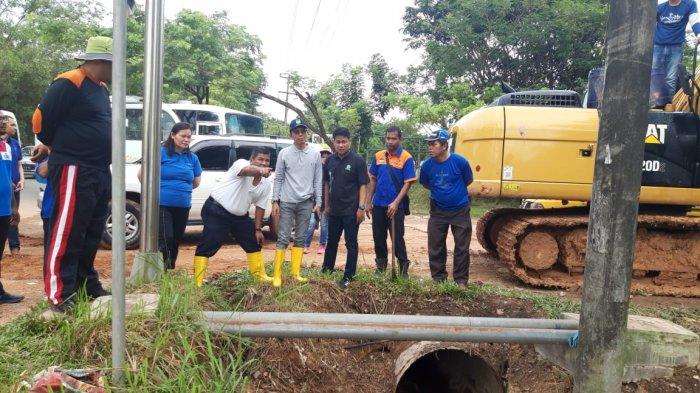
[358,203,366,210]
[255,228,262,231]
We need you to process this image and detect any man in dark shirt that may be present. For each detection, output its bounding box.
[31,36,113,311]
[321,127,369,289]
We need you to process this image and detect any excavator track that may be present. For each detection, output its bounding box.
[477,208,700,297]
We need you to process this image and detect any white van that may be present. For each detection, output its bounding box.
[124,98,264,161]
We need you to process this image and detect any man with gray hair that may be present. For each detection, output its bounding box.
[270,118,323,287]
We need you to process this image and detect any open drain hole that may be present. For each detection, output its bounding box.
[396,349,504,393]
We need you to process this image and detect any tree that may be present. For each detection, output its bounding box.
[403,0,607,92]
[0,0,104,144]
[163,9,265,112]
[366,53,399,118]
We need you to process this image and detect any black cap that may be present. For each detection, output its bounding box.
[289,118,308,132]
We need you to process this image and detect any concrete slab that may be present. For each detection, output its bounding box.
[90,293,159,318]
[535,313,699,382]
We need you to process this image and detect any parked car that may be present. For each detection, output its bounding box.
[21,146,35,179]
[98,134,312,249]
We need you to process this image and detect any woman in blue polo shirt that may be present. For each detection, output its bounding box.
[140,122,202,270]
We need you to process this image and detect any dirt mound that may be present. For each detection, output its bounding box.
[209,275,698,392]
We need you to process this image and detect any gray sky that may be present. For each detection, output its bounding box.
[99,0,423,120]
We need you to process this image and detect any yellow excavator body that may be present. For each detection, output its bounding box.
[452,105,700,296]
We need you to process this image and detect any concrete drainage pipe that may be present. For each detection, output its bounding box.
[395,342,504,393]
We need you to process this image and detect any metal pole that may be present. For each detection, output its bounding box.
[131,0,164,282]
[204,311,579,330]
[204,313,578,345]
[111,0,127,383]
[574,1,656,391]
[280,72,290,123]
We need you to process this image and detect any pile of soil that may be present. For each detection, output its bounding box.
[210,276,698,393]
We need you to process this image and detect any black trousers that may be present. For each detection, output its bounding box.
[44,164,109,305]
[0,215,9,294]
[322,214,360,280]
[371,206,408,264]
[6,190,19,250]
[195,197,260,257]
[427,204,472,285]
[159,206,190,270]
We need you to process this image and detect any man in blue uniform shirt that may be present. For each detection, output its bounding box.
[419,129,473,287]
[654,0,700,102]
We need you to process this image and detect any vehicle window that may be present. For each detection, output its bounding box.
[196,111,218,122]
[174,110,219,123]
[161,112,176,141]
[225,113,263,135]
[126,109,176,142]
[234,143,277,168]
[125,109,143,140]
[198,124,222,136]
[195,146,230,171]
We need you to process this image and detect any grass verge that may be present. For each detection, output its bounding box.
[0,273,248,392]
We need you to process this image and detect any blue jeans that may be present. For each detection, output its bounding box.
[321,214,359,280]
[652,44,683,103]
[303,213,328,247]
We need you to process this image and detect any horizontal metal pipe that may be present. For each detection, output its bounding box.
[203,311,579,330]
[206,322,577,345]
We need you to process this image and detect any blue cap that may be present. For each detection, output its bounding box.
[425,129,450,142]
[289,118,308,132]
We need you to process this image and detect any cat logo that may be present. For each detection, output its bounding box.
[645,124,666,144]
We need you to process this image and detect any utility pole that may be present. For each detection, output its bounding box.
[280,72,291,123]
[574,1,656,392]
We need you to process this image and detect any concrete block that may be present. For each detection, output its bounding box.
[90,293,159,318]
[535,313,699,383]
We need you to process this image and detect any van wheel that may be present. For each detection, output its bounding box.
[266,214,279,240]
[100,199,141,250]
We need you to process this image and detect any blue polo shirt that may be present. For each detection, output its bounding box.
[0,141,14,216]
[159,146,202,208]
[419,153,473,211]
[35,158,53,219]
[7,137,21,184]
[368,147,416,209]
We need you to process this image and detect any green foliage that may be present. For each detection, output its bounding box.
[367,53,399,118]
[162,9,265,112]
[0,273,249,391]
[0,0,105,144]
[403,0,607,92]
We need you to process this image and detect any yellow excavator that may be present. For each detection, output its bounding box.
[452,70,700,297]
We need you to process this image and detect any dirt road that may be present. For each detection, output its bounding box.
[1,195,697,325]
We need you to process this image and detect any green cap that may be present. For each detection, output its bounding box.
[75,36,113,62]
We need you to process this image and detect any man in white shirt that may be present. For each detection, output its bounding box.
[192,147,273,286]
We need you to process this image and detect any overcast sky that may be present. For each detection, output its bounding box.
[98,0,423,121]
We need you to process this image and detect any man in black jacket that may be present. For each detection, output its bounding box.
[32,36,113,311]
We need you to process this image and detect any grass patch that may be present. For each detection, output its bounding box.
[408,186,519,216]
[0,273,249,392]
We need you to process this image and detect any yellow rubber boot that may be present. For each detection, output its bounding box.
[291,247,308,283]
[247,251,273,282]
[272,249,285,288]
[193,256,208,287]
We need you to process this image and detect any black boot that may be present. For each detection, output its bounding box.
[0,281,24,304]
[398,260,410,279]
[374,258,387,275]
